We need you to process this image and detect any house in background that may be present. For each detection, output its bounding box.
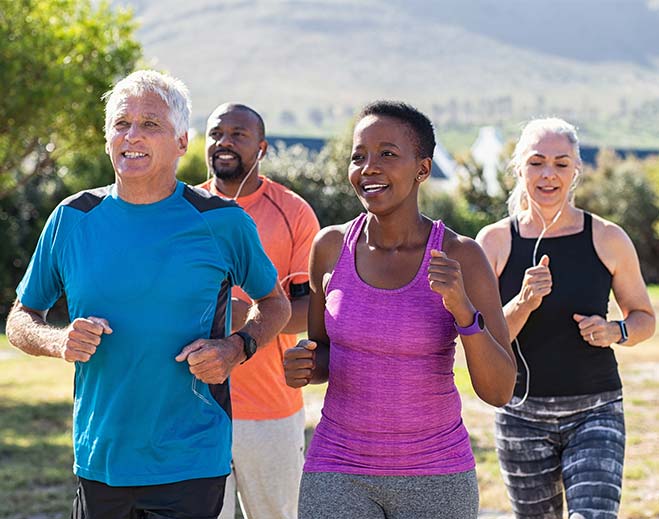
[470,126,504,196]
[268,133,659,195]
[580,145,659,166]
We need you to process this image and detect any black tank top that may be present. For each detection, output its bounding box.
[499,212,621,397]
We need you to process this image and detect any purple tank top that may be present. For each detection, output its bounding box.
[304,213,475,476]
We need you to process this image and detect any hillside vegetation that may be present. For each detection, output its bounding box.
[114,0,659,147]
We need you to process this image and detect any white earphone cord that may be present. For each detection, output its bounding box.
[508,196,565,408]
[232,149,263,201]
[207,147,263,200]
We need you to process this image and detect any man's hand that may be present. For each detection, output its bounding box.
[61,317,113,362]
[175,336,244,384]
[283,340,317,388]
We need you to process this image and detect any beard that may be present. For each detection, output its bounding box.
[211,151,246,181]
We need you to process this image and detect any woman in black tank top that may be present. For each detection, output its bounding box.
[477,118,655,519]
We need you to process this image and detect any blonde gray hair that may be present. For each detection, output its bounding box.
[507,118,582,216]
[103,70,191,140]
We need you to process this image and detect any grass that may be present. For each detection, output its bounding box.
[1,286,658,518]
[0,335,76,519]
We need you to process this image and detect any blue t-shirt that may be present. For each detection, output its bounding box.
[16,181,277,486]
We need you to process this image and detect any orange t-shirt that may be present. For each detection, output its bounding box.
[198,176,320,420]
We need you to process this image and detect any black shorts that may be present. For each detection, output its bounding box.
[71,475,227,519]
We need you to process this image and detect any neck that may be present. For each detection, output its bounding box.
[212,170,261,199]
[519,203,581,234]
[364,211,430,250]
[115,175,177,204]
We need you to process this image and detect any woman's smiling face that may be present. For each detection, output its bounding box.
[519,131,579,212]
[349,114,424,216]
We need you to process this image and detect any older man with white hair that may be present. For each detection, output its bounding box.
[6,70,290,518]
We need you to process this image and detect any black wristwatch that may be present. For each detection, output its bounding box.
[615,320,628,344]
[234,330,257,363]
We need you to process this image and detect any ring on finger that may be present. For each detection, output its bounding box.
[590,332,595,342]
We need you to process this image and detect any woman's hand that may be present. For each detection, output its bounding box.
[283,340,317,388]
[428,249,474,322]
[573,313,621,347]
[518,255,552,312]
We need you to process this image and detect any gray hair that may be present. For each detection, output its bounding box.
[507,117,583,216]
[103,70,191,140]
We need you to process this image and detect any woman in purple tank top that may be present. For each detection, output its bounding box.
[283,101,516,519]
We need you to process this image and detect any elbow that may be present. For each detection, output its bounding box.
[476,383,515,407]
[647,312,656,339]
[475,361,517,407]
[5,307,20,348]
[488,389,514,408]
[5,320,17,348]
[478,386,514,408]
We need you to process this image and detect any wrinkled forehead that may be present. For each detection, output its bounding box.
[111,92,169,118]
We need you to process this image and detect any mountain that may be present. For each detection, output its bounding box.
[110,0,659,147]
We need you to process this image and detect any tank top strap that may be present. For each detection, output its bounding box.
[430,219,446,252]
[583,211,593,237]
[345,213,367,254]
[509,215,521,240]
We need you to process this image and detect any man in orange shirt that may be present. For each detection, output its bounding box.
[199,103,320,519]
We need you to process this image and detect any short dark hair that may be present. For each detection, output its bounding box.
[357,101,435,159]
[213,103,266,140]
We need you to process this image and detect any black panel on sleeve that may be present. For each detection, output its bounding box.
[183,185,239,213]
[61,186,111,213]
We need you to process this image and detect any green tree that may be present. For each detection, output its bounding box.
[263,127,363,227]
[177,134,208,186]
[0,0,141,195]
[0,0,142,316]
[576,150,659,282]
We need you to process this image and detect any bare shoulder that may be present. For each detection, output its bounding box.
[443,227,489,269]
[590,213,636,273]
[313,223,349,252]
[442,228,500,296]
[475,217,512,276]
[311,222,350,275]
[475,217,511,249]
[591,213,630,245]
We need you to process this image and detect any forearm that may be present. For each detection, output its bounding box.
[618,309,656,346]
[462,332,517,407]
[6,303,65,359]
[281,297,309,335]
[503,295,534,341]
[241,292,292,351]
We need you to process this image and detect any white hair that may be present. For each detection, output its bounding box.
[507,117,583,216]
[103,70,191,140]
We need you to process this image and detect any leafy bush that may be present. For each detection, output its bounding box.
[576,150,659,282]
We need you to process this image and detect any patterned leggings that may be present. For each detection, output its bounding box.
[495,390,625,519]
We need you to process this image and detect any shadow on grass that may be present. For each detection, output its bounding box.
[0,399,72,437]
[0,399,76,518]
